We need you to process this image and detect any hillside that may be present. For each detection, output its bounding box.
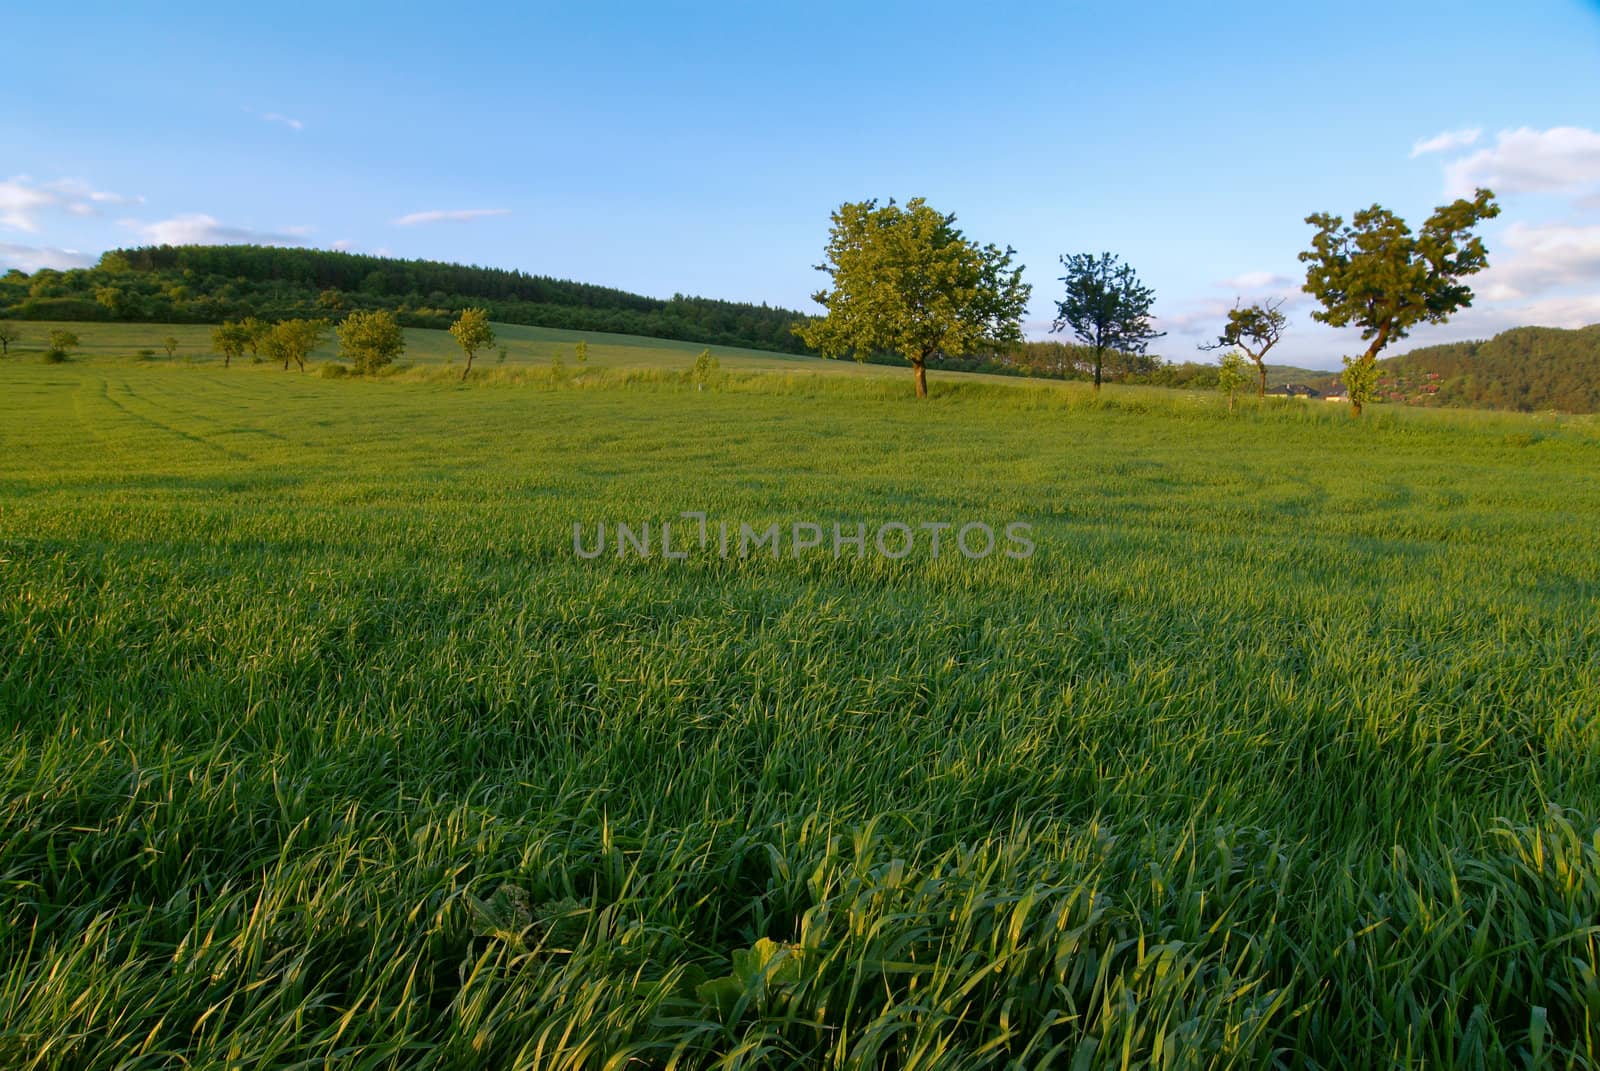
[1309,324,1600,413]
[0,244,813,354]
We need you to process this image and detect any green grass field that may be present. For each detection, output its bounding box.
[3,326,1599,1068]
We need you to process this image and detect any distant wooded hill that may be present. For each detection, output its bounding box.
[0,245,813,354]
[1307,324,1600,413]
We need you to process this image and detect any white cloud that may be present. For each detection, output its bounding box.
[392,208,512,226]
[0,241,94,272]
[124,213,306,247]
[261,112,304,131]
[1444,126,1600,197]
[331,239,355,251]
[1410,127,1481,158]
[1475,221,1600,301]
[0,176,141,231]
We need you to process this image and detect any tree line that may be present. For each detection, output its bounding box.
[797,191,1502,412]
[0,245,811,354]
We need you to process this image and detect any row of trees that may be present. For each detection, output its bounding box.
[796,190,1502,413]
[208,307,498,376]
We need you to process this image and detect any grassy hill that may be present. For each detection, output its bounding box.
[3,351,1599,1065]
[1,243,812,354]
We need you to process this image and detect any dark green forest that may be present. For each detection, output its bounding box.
[0,245,813,354]
[1308,324,1600,413]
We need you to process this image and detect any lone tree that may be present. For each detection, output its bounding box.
[1202,299,1287,398]
[796,197,1030,398]
[211,321,249,367]
[0,323,18,356]
[338,309,405,374]
[449,307,495,381]
[1052,253,1164,390]
[262,318,328,373]
[1299,187,1499,416]
[161,335,180,359]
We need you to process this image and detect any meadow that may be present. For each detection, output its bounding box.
[2,326,1599,1068]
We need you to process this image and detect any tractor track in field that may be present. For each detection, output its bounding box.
[90,375,254,461]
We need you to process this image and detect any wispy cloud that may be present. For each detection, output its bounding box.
[261,112,304,131]
[0,241,94,272]
[0,176,142,231]
[1443,126,1600,197]
[1410,127,1481,158]
[123,213,307,247]
[392,208,512,226]
[1219,271,1292,292]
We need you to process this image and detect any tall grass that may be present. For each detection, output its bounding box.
[1,359,1597,1066]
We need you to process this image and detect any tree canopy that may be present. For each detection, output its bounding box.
[1299,188,1500,414]
[261,318,328,373]
[797,198,1030,398]
[338,310,405,374]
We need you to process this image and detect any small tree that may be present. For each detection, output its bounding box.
[1203,299,1286,398]
[338,309,405,374]
[797,197,1030,398]
[1052,253,1164,390]
[1339,355,1381,413]
[0,323,18,356]
[211,321,249,368]
[1299,187,1499,416]
[448,307,495,381]
[45,329,79,363]
[575,339,588,364]
[691,348,720,390]
[261,319,328,373]
[1216,351,1249,411]
[161,335,180,359]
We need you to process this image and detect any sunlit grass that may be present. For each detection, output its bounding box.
[2,345,1598,1067]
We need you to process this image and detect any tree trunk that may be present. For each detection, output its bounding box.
[1256,363,1267,398]
[462,352,474,382]
[1349,323,1390,419]
[913,359,928,399]
[1362,324,1390,365]
[1093,348,1103,391]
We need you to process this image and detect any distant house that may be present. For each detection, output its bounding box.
[1265,383,1323,399]
[1323,388,1348,402]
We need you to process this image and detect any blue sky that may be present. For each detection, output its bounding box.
[4,0,1599,367]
